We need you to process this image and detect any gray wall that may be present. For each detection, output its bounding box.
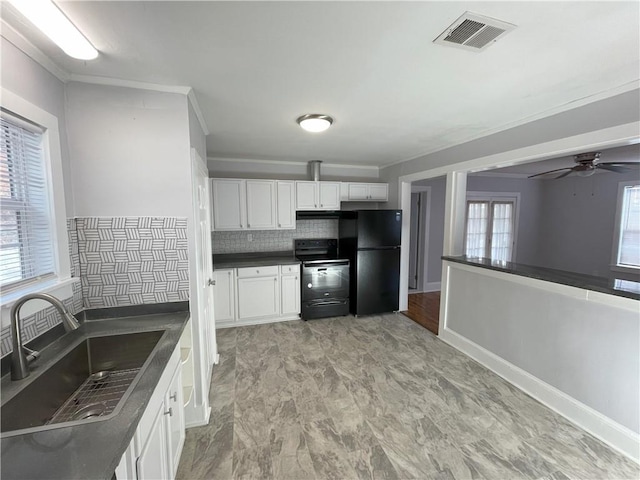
[413,176,446,286]
[209,158,379,182]
[466,175,544,265]
[537,170,640,277]
[0,37,74,213]
[381,89,640,209]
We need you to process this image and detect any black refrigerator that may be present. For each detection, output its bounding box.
[339,210,402,316]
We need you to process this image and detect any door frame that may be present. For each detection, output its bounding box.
[410,185,432,293]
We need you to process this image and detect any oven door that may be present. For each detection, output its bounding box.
[301,261,350,301]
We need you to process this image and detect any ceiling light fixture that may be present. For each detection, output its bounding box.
[297,114,333,133]
[8,0,98,60]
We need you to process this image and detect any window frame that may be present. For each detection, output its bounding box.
[464,191,520,263]
[611,180,640,275]
[0,87,75,328]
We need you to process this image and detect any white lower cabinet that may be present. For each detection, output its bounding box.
[214,264,301,328]
[115,345,184,480]
[213,269,235,323]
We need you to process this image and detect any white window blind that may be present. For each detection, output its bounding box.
[617,184,640,268]
[465,197,516,262]
[0,113,55,291]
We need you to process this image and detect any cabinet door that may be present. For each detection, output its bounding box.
[136,404,168,480]
[213,269,235,323]
[237,276,279,319]
[211,179,246,230]
[347,183,369,201]
[281,274,300,316]
[276,181,296,229]
[368,184,388,201]
[246,180,277,229]
[295,181,318,210]
[164,365,185,478]
[319,182,341,209]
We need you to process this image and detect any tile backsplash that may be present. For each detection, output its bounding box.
[77,217,190,308]
[1,216,189,357]
[212,219,338,254]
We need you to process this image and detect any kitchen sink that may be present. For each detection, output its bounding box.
[1,330,164,437]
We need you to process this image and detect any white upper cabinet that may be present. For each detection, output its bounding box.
[276,181,296,229]
[246,180,277,230]
[211,179,293,231]
[295,181,341,210]
[295,181,318,210]
[344,182,389,202]
[211,179,246,230]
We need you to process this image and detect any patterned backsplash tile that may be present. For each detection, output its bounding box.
[212,219,338,254]
[77,217,189,308]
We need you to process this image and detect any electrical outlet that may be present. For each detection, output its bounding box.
[247,234,253,242]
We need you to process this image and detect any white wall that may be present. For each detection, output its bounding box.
[0,37,74,213]
[441,261,640,459]
[65,82,192,217]
[188,100,206,161]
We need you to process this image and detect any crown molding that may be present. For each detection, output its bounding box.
[208,156,379,171]
[187,89,209,136]
[469,172,530,179]
[67,74,191,94]
[1,20,69,82]
[381,79,640,170]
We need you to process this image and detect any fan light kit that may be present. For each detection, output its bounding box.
[8,0,98,60]
[529,152,638,180]
[297,114,333,133]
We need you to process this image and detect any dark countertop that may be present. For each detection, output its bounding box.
[442,255,640,301]
[213,250,300,269]
[1,310,189,480]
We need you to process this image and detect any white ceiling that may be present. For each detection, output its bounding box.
[3,1,639,167]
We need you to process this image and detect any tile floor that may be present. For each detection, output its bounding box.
[176,313,639,480]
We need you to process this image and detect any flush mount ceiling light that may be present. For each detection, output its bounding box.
[8,0,98,60]
[296,114,333,133]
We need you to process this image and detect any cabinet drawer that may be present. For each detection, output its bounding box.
[237,265,279,278]
[280,264,300,275]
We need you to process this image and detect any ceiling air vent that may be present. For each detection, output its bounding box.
[434,12,516,52]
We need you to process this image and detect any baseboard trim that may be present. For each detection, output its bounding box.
[216,315,301,329]
[439,327,640,464]
[423,281,441,293]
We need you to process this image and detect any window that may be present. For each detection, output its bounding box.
[613,182,640,270]
[0,87,72,321]
[464,193,518,263]
[0,112,55,291]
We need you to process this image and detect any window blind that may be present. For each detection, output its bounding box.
[618,185,640,268]
[0,113,55,291]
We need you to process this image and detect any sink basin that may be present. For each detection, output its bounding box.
[1,330,164,436]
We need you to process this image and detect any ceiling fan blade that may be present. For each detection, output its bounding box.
[598,162,640,166]
[597,164,630,173]
[555,169,573,179]
[528,168,573,179]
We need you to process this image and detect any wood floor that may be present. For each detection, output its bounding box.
[402,291,440,335]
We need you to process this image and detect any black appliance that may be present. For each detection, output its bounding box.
[294,239,350,320]
[339,210,402,316]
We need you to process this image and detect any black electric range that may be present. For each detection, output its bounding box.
[294,239,350,320]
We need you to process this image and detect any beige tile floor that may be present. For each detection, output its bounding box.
[177,313,639,480]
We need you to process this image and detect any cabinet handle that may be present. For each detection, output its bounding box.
[248,223,251,228]
[208,279,215,286]
[278,223,281,227]
[274,278,277,282]
[228,271,231,277]
[315,204,317,208]
[164,407,173,417]
[256,270,260,274]
[170,392,177,402]
[295,276,297,280]
[320,204,323,208]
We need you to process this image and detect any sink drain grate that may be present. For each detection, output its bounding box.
[47,368,140,425]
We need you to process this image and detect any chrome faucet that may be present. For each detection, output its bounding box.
[10,293,80,380]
